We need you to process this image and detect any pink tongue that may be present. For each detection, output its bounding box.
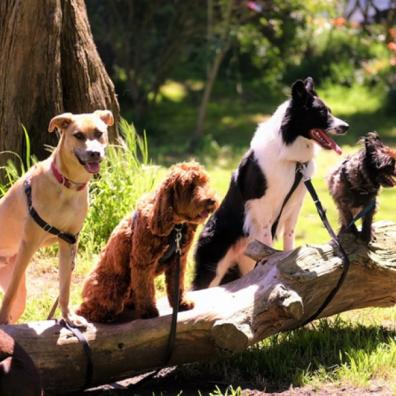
[85,162,100,174]
[311,129,342,155]
[200,210,209,218]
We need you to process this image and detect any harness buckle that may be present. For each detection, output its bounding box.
[43,223,54,233]
[298,162,311,182]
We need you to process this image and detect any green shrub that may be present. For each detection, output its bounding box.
[0,121,158,254]
[0,126,35,196]
[79,119,158,253]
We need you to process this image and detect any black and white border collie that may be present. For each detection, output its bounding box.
[192,77,349,290]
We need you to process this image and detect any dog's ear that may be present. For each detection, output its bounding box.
[149,180,175,236]
[364,131,381,152]
[304,76,315,93]
[94,110,114,126]
[48,113,74,133]
[291,80,311,103]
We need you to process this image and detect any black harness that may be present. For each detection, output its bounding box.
[24,178,79,245]
[24,177,92,387]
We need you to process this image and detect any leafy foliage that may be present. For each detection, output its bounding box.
[79,120,158,252]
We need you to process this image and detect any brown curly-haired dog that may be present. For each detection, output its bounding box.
[77,162,218,322]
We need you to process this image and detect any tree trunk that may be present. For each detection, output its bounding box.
[1,221,396,393]
[0,0,119,168]
[192,0,234,146]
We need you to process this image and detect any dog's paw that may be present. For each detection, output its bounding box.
[0,312,11,325]
[179,299,195,311]
[63,312,89,328]
[139,306,159,319]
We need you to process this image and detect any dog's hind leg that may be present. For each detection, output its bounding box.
[0,256,27,323]
[0,223,42,324]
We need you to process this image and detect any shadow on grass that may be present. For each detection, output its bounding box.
[79,319,396,395]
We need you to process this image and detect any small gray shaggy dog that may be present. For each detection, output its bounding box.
[328,132,396,242]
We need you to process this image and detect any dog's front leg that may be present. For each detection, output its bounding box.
[259,222,273,247]
[361,205,376,243]
[283,211,301,251]
[58,240,87,327]
[131,256,159,319]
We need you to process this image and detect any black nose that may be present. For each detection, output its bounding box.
[338,124,349,134]
[87,150,101,161]
[206,198,216,208]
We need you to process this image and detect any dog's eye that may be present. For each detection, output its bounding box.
[74,132,86,141]
[94,130,103,139]
[320,108,328,117]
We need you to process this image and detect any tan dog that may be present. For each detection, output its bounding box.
[0,110,113,326]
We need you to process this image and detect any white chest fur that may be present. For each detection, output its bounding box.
[243,102,317,245]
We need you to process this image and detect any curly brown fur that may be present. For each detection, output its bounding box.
[328,132,396,242]
[77,161,218,322]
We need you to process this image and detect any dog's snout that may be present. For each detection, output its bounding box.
[338,123,349,134]
[87,150,101,161]
[205,198,217,208]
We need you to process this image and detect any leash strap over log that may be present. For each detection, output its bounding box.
[297,165,351,327]
[127,224,184,391]
[24,178,79,245]
[58,319,93,389]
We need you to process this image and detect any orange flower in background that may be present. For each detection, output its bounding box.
[387,42,396,52]
[390,57,396,66]
[389,27,396,39]
[332,17,346,27]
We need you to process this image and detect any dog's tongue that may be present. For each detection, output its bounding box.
[85,162,100,174]
[309,129,342,155]
[200,210,209,219]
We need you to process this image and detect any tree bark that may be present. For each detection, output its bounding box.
[0,0,119,167]
[192,0,234,145]
[1,221,396,393]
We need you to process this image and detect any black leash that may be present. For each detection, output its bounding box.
[296,166,351,327]
[347,199,376,230]
[127,224,185,391]
[161,224,184,364]
[24,178,78,245]
[271,163,305,239]
[47,303,93,389]
[58,319,94,389]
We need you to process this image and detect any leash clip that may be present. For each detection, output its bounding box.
[298,162,311,182]
[175,226,183,255]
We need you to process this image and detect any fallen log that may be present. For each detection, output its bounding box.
[1,221,396,393]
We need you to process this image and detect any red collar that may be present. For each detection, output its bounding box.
[51,161,87,191]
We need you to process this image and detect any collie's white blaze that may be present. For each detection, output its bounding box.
[328,115,349,132]
[243,100,316,252]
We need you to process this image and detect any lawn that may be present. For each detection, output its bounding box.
[2,81,396,395]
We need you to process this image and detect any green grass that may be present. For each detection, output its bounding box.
[2,82,396,394]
